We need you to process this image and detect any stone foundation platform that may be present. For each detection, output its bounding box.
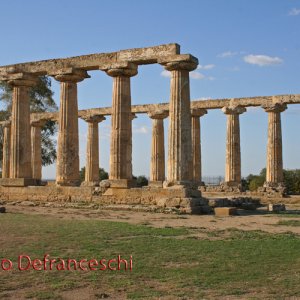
[0,184,208,214]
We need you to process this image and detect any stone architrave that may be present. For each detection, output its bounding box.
[104,63,138,188]
[191,108,207,185]
[159,55,198,187]
[81,114,106,186]
[1,121,11,179]
[53,69,90,186]
[262,103,287,189]
[31,120,47,181]
[148,110,168,187]
[0,73,39,186]
[222,105,246,187]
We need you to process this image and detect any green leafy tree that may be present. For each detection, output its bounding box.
[79,167,109,182]
[136,175,149,187]
[0,76,58,168]
[283,169,300,195]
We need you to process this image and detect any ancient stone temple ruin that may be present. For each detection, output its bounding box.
[0,44,299,212]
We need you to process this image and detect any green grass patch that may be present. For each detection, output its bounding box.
[276,219,300,227]
[0,213,299,299]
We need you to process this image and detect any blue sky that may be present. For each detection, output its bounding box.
[0,0,300,179]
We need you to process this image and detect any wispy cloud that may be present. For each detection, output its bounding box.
[243,54,283,66]
[197,64,215,70]
[133,125,150,134]
[190,71,205,79]
[161,70,207,80]
[288,8,300,16]
[217,51,238,58]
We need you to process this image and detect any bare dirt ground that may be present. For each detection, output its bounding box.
[4,202,300,235]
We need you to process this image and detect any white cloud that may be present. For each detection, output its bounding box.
[160,70,171,78]
[198,97,212,100]
[161,70,206,80]
[198,64,215,70]
[289,8,300,16]
[190,71,205,79]
[133,125,150,134]
[217,51,238,58]
[243,54,283,66]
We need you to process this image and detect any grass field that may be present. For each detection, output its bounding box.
[0,212,300,299]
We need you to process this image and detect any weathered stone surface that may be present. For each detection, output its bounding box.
[214,207,237,216]
[161,58,197,186]
[1,121,11,179]
[262,103,287,191]
[268,203,286,212]
[191,109,207,184]
[148,110,168,184]
[54,70,88,186]
[222,106,246,187]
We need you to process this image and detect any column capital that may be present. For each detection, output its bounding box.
[80,114,106,123]
[30,119,47,127]
[148,109,168,120]
[102,62,138,77]
[51,68,90,83]
[222,105,246,115]
[191,108,207,117]
[130,113,137,121]
[158,54,198,71]
[0,72,39,87]
[0,120,11,128]
[262,103,287,113]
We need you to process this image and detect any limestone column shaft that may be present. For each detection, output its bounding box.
[54,69,89,186]
[161,58,198,186]
[222,106,246,185]
[2,121,11,178]
[127,113,137,179]
[148,110,168,184]
[31,120,46,181]
[263,103,287,186]
[81,115,106,185]
[105,64,138,182]
[191,108,207,183]
[8,74,38,179]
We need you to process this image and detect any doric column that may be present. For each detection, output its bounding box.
[104,63,138,188]
[159,55,198,187]
[80,114,106,186]
[148,110,168,187]
[6,73,38,184]
[191,108,207,185]
[2,121,11,178]
[262,103,287,188]
[222,106,246,186]
[53,69,89,186]
[127,113,137,180]
[31,120,46,181]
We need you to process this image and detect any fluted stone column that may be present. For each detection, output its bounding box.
[81,115,106,186]
[222,106,246,187]
[191,108,207,185]
[2,121,11,179]
[262,103,287,189]
[54,69,89,186]
[104,63,138,188]
[127,113,137,180]
[1,73,38,185]
[31,120,46,181]
[160,56,198,187]
[148,110,168,187]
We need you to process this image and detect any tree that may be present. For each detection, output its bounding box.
[79,167,109,182]
[0,76,58,168]
[134,175,149,187]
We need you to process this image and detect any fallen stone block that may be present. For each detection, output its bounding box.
[214,207,237,216]
[268,203,286,212]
